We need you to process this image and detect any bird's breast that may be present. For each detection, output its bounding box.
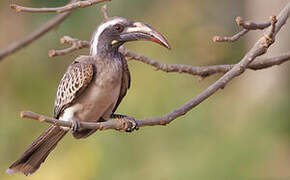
[60,60,123,123]
[95,60,123,88]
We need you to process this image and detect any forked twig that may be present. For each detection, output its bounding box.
[10,0,110,13]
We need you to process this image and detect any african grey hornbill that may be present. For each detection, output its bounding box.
[7,17,170,176]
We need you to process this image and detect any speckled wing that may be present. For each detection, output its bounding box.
[112,56,131,113]
[53,58,95,119]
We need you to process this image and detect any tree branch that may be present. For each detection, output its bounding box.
[49,36,90,57]
[136,4,289,127]
[0,0,107,62]
[10,0,110,14]
[124,49,290,78]
[213,14,275,43]
[0,10,72,62]
[25,2,290,130]
[235,16,272,30]
[101,4,109,20]
[49,36,290,77]
[9,2,290,131]
[213,29,249,42]
[20,111,133,131]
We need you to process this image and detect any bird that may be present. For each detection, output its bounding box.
[7,16,170,176]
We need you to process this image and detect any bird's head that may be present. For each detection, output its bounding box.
[90,17,170,56]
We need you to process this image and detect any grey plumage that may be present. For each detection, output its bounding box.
[54,56,95,119]
[7,16,170,176]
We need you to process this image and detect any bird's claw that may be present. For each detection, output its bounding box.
[70,118,81,133]
[111,114,139,132]
[125,117,139,132]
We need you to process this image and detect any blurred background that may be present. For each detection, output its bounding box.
[0,0,289,179]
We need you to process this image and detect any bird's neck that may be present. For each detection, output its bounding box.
[90,29,123,56]
[90,39,123,58]
[90,41,123,61]
[93,48,122,60]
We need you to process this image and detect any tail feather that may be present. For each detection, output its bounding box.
[7,125,67,176]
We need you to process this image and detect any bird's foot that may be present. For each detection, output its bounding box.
[111,114,139,132]
[70,118,81,133]
[125,116,139,132]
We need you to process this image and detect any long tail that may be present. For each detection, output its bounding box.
[7,125,67,176]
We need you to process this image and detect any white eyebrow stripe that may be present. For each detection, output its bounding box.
[90,18,125,56]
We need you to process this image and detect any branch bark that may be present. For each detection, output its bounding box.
[136,8,289,127]
[20,111,133,131]
[122,47,290,77]
[49,36,290,77]
[213,15,273,43]
[49,36,90,57]
[0,0,106,62]
[0,10,72,62]
[10,0,109,13]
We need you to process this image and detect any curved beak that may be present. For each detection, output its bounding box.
[120,22,171,50]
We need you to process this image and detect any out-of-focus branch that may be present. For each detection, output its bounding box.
[0,0,107,62]
[0,7,73,62]
[10,0,110,13]
[101,4,109,20]
[48,4,110,57]
[213,15,274,43]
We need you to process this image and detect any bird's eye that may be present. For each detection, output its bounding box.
[113,24,124,32]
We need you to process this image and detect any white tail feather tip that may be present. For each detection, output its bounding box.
[6,168,17,175]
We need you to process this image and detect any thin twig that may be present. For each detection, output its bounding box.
[10,0,110,14]
[123,48,290,77]
[0,0,79,61]
[49,36,290,77]
[212,29,249,42]
[213,14,274,43]
[101,5,109,20]
[0,0,108,62]
[49,36,90,57]
[236,16,271,30]
[0,9,72,61]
